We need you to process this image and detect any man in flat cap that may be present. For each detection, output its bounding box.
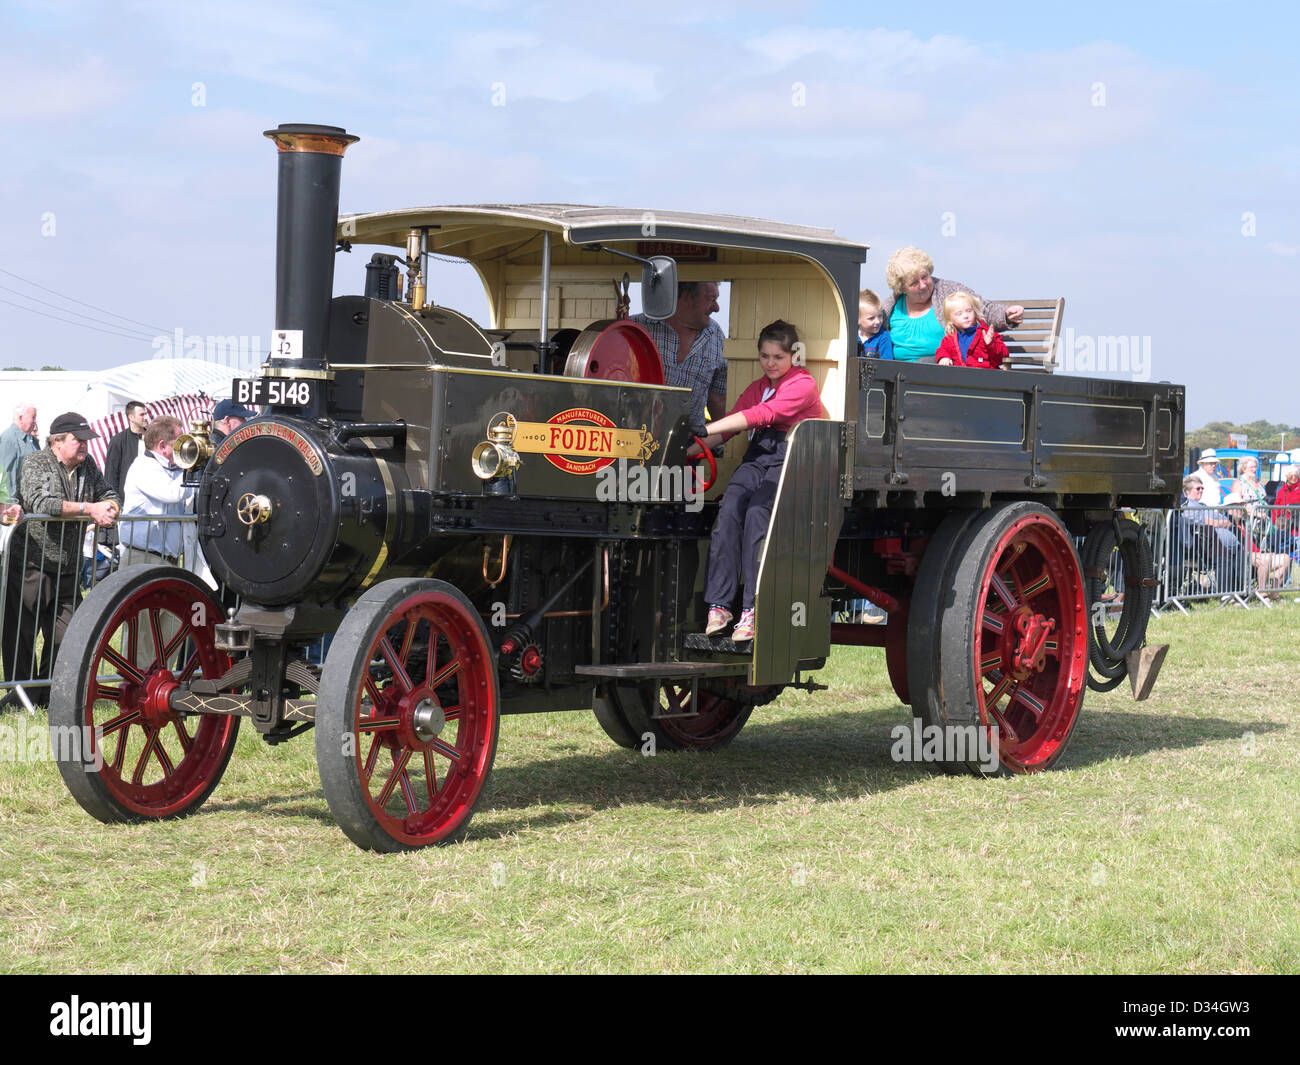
[2,412,120,699]
[210,398,255,447]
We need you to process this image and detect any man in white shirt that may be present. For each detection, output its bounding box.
[1191,449,1224,505]
[120,416,194,565]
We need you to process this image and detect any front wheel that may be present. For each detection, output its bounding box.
[49,567,240,822]
[315,579,499,851]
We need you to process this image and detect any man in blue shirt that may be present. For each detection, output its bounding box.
[632,282,727,428]
[0,404,38,501]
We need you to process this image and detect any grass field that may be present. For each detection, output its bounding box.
[2,600,1298,974]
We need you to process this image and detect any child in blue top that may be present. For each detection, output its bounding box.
[858,289,893,359]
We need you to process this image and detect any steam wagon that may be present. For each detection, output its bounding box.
[51,123,1183,850]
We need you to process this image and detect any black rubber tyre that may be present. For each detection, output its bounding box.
[592,684,642,748]
[907,510,980,774]
[935,502,1089,776]
[603,678,767,752]
[49,566,240,823]
[316,578,499,851]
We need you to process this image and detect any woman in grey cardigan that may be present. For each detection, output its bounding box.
[879,246,1024,362]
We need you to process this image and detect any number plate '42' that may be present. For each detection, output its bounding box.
[232,377,319,408]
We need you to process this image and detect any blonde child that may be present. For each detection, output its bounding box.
[935,291,1008,369]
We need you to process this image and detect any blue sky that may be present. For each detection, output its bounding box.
[2,0,1297,431]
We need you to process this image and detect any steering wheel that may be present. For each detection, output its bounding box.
[692,436,717,493]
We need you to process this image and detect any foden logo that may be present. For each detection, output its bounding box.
[511,408,659,476]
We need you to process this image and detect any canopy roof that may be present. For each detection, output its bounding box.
[338,204,867,264]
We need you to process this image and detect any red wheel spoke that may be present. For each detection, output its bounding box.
[986,704,1019,743]
[359,716,401,732]
[132,729,159,785]
[430,657,460,688]
[177,650,202,683]
[397,767,417,814]
[147,609,167,671]
[125,616,140,671]
[979,652,1002,675]
[1020,567,1054,600]
[990,572,1019,612]
[431,737,461,762]
[363,735,381,783]
[362,675,383,707]
[379,637,414,694]
[1010,685,1047,720]
[397,619,418,670]
[153,736,176,777]
[985,673,1014,708]
[998,540,1028,570]
[99,709,141,737]
[981,610,1006,635]
[173,718,193,752]
[111,729,129,773]
[162,621,192,667]
[377,748,412,805]
[441,705,462,722]
[423,750,437,803]
[103,646,147,686]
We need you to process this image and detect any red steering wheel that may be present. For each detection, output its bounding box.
[692,436,717,492]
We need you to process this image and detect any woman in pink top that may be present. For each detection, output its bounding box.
[690,319,826,642]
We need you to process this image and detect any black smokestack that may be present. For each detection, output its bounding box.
[262,123,358,394]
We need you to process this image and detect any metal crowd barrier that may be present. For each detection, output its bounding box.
[1157,503,1300,613]
[0,513,201,703]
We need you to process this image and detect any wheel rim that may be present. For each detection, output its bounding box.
[656,682,752,747]
[349,591,496,846]
[84,578,236,817]
[972,513,1087,772]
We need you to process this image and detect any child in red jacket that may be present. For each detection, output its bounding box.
[935,291,1009,369]
[690,319,826,642]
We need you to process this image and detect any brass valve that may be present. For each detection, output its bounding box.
[236,493,274,526]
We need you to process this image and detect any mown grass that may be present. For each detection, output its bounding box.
[2,600,1298,974]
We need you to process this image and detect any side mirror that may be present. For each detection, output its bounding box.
[640,256,678,321]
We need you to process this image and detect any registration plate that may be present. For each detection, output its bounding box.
[232,377,319,408]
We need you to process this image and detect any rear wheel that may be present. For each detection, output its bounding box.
[316,579,499,851]
[936,503,1088,775]
[49,567,239,822]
